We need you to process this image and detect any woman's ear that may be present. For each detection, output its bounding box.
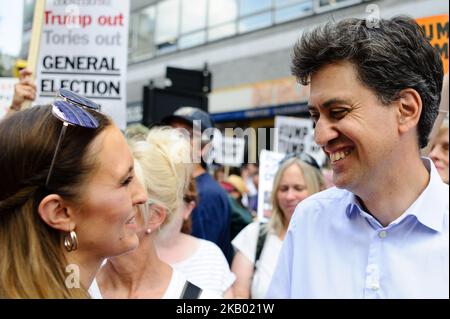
[148,204,167,230]
[182,201,196,220]
[397,88,422,135]
[38,194,75,232]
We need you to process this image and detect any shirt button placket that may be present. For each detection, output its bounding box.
[378,230,387,239]
[364,230,387,298]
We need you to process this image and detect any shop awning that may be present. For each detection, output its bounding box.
[211,102,309,123]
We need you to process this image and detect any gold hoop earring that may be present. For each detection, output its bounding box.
[64,230,78,252]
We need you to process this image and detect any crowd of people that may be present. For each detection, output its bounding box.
[0,16,448,299]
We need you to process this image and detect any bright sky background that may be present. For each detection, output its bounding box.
[0,0,24,56]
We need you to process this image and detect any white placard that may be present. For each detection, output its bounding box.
[256,149,285,222]
[212,132,246,167]
[0,77,18,119]
[35,0,129,130]
[274,115,326,166]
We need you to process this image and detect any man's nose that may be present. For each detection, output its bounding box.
[314,117,339,147]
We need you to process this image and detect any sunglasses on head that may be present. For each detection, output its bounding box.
[45,89,101,187]
[279,152,321,171]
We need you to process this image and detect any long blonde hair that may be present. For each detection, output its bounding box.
[268,158,325,236]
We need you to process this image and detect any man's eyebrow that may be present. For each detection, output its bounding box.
[324,99,353,108]
[308,99,352,111]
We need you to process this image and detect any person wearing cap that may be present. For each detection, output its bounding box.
[162,106,233,264]
[221,174,254,240]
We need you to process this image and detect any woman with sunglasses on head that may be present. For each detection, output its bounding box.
[231,154,325,299]
[0,90,147,298]
[94,127,220,298]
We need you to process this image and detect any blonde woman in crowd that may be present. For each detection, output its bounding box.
[179,178,196,235]
[428,74,449,184]
[94,127,220,298]
[154,144,235,298]
[430,121,449,184]
[0,90,146,298]
[231,154,325,299]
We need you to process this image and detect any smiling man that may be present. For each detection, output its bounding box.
[267,16,448,298]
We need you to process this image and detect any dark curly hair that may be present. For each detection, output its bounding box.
[292,16,444,148]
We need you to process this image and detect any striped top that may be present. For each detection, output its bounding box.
[172,239,236,297]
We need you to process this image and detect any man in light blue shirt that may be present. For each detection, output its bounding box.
[268,16,448,299]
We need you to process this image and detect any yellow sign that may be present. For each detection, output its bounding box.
[417,14,449,74]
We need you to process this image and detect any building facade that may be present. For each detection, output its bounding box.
[20,0,448,131]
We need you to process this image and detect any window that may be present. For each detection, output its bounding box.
[127,0,363,62]
[275,1,313,23]
[181,0,207,33]
[316,0,362,13]
[155,0,179,52]
[208,23,237,41]
[129,7,157,61]
[239,12,272,33]
[136,6,156,57]
[128,13,137,59]
[320,0,340,5]
[239,0,272,16]
[275,0,303,6]
[179,31,206,49]
[208,0,238,27]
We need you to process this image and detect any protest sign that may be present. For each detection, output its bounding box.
[0,77,18,119]
[35,0,129,129]
[257,149,285,222]
[212,131,246,167]
[417,14,449,74]
[274,115,326,166]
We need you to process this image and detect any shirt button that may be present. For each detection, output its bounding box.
[379,230,387,238]
[367,264,376,272]
[371,284,380,291]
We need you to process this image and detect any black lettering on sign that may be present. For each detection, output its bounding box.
[437,21,449,40]
[41,56,119,72]
[435,43,449,59]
